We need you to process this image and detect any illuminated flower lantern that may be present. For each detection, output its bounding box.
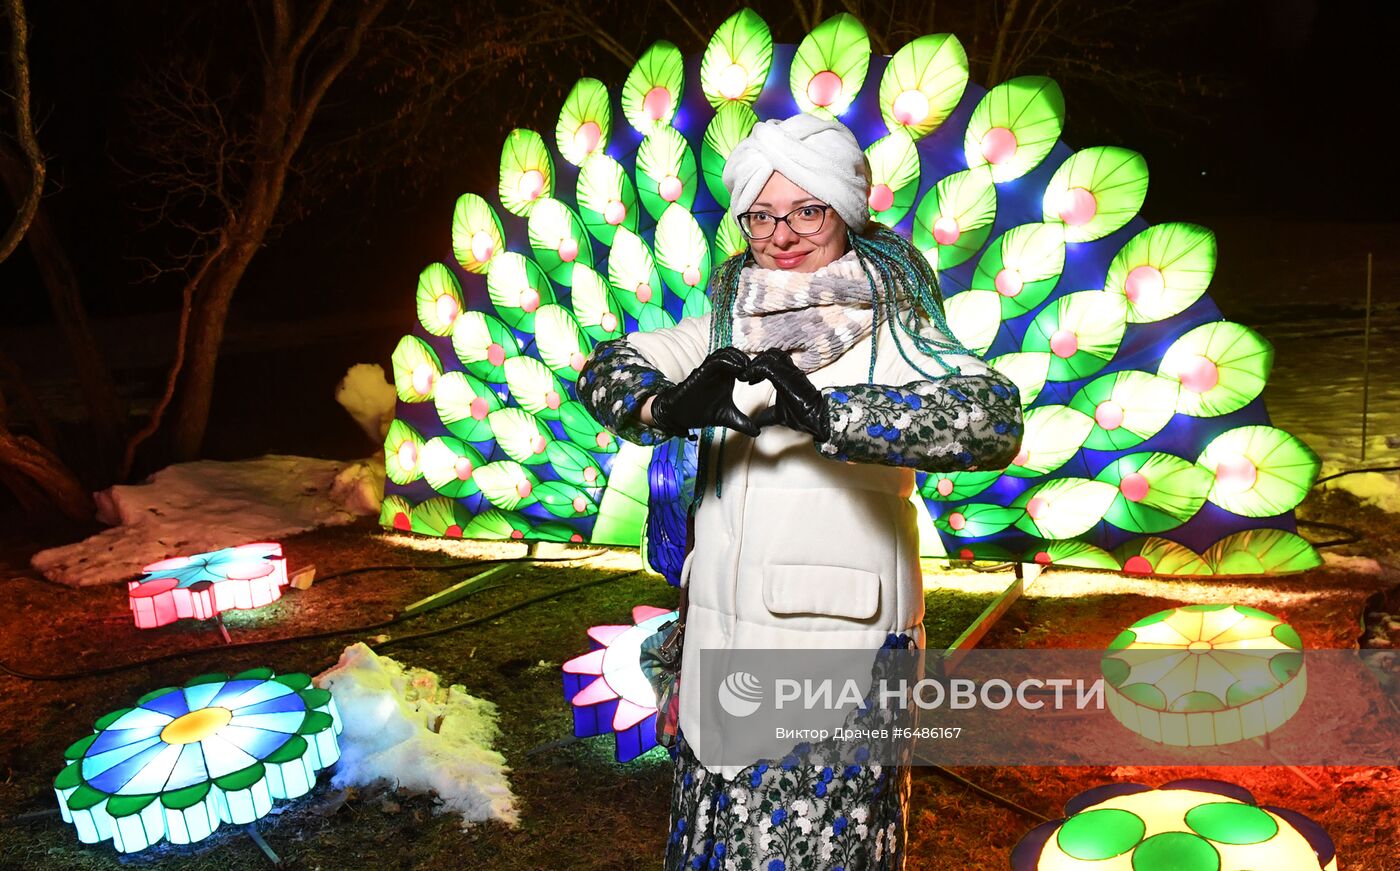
[381,9,1322,580]
[1011,780,1338,870]
[562,604,676,761]
[1101,604,1306,746]
[54,668,341,854]
[128,543,289,630]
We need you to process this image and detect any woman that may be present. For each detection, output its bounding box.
[578,114,1023,870]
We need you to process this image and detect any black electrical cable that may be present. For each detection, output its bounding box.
[1295,518,1363,548]
[372,571,642,652]
[0,808,60,826]
[4,551,610,590]
[1314,465,1400,486]
[915,755,1049,822]
[310,549,609,583]
[0,566,639,682]
[1299,465,1400,548]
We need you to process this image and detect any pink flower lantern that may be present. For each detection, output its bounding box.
[128,543,289,629]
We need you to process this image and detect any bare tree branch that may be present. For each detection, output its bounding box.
[120,229,230,479]
[0,0,93,519]
[0,0,43,265]
[286,0,336,62]
[840,0,887,53]
[536,0,634,67]
[986,0,1023,85]
[283,0,391,166]
[658,0,708,48]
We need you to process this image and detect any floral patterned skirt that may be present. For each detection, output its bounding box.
[665,740,911,871]
[664,635,917,871]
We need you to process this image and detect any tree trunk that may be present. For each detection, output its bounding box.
[0,0,90,521]
[0,424,93,523]
[161,0,389,460]
[0,143,127,480]
[168,240,257,461]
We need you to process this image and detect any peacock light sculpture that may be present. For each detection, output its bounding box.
[381,10,1321,581]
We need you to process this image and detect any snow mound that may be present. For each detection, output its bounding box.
[1322,470,1400,515]
[1322,552,1385,575]
[331,455,386,517]
[31,455,374,586]
[337,363,397,443]
[315,643,518,827]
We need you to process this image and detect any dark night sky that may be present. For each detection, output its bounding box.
[1,0,1394,328]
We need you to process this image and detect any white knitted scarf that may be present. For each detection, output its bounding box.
[731,252,879,373]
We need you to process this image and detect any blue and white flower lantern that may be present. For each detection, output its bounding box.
[54,668,342,853]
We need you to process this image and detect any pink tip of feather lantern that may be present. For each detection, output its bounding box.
[868,184,895,213]
[1050,329,1079,358]
[517,169,545,202]
[1056,187,1098,225]
[643,86,671,121]
[718,63,749,100]
[980,127,1018,165]
[807,71,842,107]
[1095,400,1125,430]
[1119,472,1150,503]
[932,217,961,245]
[573,121,601,156]
[892,89,929,126]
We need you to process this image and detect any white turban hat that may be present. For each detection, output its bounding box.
[722,113,871,234]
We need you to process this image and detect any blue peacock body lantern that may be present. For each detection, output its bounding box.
[381,10,1321,581]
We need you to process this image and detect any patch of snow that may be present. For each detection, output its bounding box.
[331,455,386,517]
[1321,552,1384,575]
[315,643,518,827]
[1262,312,1400,515]
[31,455,375,587]
[1322,471,1400,515]
[337,363,397,443]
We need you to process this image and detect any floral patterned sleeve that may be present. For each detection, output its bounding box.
[816,375,1023,473]
[576,339,677,446]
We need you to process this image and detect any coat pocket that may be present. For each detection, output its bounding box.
[762,564,880,620]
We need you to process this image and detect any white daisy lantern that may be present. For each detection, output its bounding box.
[1101,604,1306,747]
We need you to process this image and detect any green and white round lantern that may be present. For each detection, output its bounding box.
[1101,604,1305,746]
[54,668,342,853]
[1012,780,1339,870]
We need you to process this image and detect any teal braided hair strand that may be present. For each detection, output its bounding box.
[695,251,748,502]
[848,225,970,381]
[693,226,968,503]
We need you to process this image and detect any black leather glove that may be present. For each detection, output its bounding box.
[744,349,831,441]
[649,347,760,438]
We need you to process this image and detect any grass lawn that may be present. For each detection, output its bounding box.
[1,488,1397,870]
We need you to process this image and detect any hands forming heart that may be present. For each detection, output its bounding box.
[648,347,830,441]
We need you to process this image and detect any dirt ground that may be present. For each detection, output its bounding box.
[0,486,1397,870]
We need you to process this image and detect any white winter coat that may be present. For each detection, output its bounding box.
[626,312,995,775]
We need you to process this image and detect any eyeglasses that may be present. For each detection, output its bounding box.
[737,204,831,240]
